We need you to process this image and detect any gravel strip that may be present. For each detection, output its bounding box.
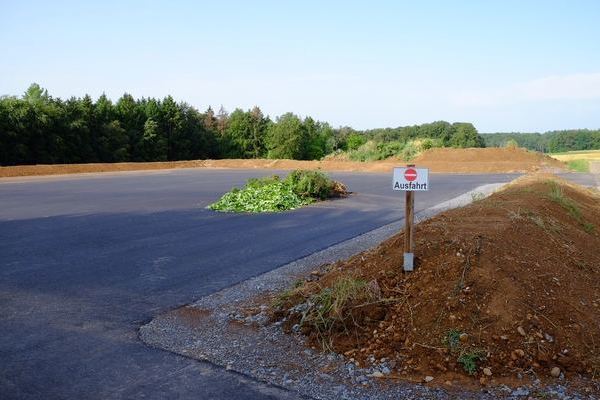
[139,183,597,399]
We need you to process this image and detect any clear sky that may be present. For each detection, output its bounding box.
[1,0,599,132]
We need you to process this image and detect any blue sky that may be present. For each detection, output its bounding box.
[1,0,599,132]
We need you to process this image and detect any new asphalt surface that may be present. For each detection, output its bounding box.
[0,169,595,399]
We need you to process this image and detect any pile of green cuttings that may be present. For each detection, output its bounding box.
[208,170,345,213]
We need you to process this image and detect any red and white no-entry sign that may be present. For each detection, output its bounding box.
[404,168,417,182]
[393,166,429,191]
[392,164,430,272]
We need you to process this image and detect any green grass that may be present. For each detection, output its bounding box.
[299,277,378,349]
[272,279,305,308]
[442,329,463,351]
[208,170,343,213]
[548,181,583,220]
[566,159,590,172]
[442,329,486,375]
[457,350,486,375]
[583,222,596,234]
[546,180,595,233]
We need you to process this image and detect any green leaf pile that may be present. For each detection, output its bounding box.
[208,170,344,213]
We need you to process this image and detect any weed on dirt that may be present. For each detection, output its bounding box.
[547,180,595,233]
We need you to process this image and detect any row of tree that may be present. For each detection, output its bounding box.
[1,84,214,165]
[357,121,485,148]
[482,130,600,153]
[0,84,343,166]
[1,84,492,166]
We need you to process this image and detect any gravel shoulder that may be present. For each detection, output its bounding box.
[138,182,592,399]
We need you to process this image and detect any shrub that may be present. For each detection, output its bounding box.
[377,141,404,159]
[285,170,335,200]
[343,139,435,162]
[347,141,380,161]
[420,138,435,150]
[401,141,420,160]
[346,133,368,151]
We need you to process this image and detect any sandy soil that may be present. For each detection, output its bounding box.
[0,148,566,178]
[272,175,600,388]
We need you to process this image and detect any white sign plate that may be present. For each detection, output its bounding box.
[393,167,429,191]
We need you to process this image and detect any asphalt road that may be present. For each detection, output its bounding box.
[0,169,595,400]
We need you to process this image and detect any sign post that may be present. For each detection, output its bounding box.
[392,165,429,271]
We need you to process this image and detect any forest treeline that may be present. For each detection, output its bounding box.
[19,83,600,166]
[482,130,600,153]
[332,121,484,161]
[0,84,339,166]
[0,84,487,166]
[354,121,485,148]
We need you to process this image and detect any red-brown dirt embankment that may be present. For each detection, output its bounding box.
[0,148,566,178]
[272,175,600,388]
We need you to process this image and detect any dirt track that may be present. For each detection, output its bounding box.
[0,148,566,178]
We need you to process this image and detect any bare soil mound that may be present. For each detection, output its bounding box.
[0,160,207,178]
[272,175,600,387]
[412,147,565,173]
[0,148,567,178]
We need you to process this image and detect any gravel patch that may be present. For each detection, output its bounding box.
[139,183,598,399]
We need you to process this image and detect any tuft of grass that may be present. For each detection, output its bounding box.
[457,350,486,375]
[509,208,564,234]
[300,277,379,349]
[583,222,596,234]
[273,279,305,309]
[567,159,590,172]
[442,329,462,351]
[530,390,551,399]
[528,213,545,229]
[443,330,487,375]
[546,181,595,234]
[547,181,582,220]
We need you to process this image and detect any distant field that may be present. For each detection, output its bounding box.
[548,150,600,172]
[549,149,600,161]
